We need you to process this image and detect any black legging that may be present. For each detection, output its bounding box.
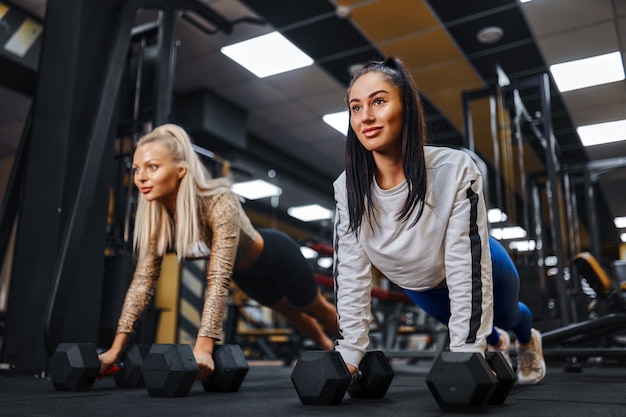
[232,228,319,307]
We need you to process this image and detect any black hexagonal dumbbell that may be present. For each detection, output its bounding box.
[49,342,147,391]
[425,351,500,412]
[201,344,249,392]
[113,344,151,388]
[141,344,199,397]
[50,343,100,391]
[347,351,395,399]
[485,351,517,405]
[291,350,394,405]
[141,344,249,397]
[291,350,351,405]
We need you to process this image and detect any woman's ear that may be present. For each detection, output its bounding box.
[177,165,187,179]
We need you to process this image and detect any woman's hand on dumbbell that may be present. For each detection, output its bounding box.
[98,348,121,376]
[346,363,358,376]
[193,336,216,380]
[98,333,132,376]
[346,363,360,384]
[193,349,215,381]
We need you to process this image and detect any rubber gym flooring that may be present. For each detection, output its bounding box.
[2,359,625,417]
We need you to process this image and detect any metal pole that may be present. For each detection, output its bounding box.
[539,73,570,325]
[152,8,177,126]
[43,1,138,355]
[584,169,602,259]
[530,177,546,285]
[462,91,475,153]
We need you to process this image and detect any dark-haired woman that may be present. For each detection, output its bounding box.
[332,57,545,385]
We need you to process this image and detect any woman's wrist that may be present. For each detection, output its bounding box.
[350,369,362,385]
[194,336,215,354]
[109,332,131,356]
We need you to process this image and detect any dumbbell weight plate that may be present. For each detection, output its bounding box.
[291,350,351,405]
[347,350,394,399]
[485,351,516,405]
[114,344,150,388]
[202,344,249,392]
[50,343,100,391]
[141,344,199,397]
[425,351,498,412]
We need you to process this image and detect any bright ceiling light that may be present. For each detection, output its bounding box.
[221,31,314,78]
[508,240,536,252]
[317,257,333,269]
[615,216,626,228]
[621,233,626,243]
[323,111,349,136]
[488,208,508,223]
[299,246,318,259]
[577,119,626,146]
[550,51,625,92]
[288,204,334,222]
[519,0,533,3]
[545,256,558,267]
[231,179,282,200]
[476,26,503,44]
[490,226,527,240]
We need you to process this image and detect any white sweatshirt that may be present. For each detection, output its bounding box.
[333,146,494,368]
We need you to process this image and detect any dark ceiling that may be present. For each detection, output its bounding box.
[1,0,625,261]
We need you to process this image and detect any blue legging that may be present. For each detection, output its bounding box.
[404,236,532,345]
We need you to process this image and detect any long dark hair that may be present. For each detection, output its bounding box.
[345,56,427,234]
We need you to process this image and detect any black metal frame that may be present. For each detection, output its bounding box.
[0,0,262,374]
[566,157,626,259]
[462,70,572,325]
[461,69,626,364]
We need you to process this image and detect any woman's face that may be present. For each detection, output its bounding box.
[132,141,186,208]
[348,71,404,156]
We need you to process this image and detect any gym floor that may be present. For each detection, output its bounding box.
[2,359,625,417]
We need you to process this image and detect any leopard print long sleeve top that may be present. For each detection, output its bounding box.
[116,189,257,340]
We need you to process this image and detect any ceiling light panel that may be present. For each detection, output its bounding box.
[221,31,314,78]
[489,226,528,240]
[231,179,282,200]
[323,111,349,135]
[550,51,625,92]
[615,217,626,228]
[577,119,626,146]
[287,204,334,222]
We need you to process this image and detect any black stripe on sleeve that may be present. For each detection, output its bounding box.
[333,206,343,337]
[465,180,483,343]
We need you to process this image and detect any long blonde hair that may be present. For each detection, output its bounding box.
[133,123,230,260]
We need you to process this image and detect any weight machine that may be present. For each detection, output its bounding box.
[463,65,626,369]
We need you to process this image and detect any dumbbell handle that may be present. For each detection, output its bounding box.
[95,347,125,377]
[350,369,363,385]
[98,363,122,379]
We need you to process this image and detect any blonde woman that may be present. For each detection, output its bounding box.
[98,124,338,380]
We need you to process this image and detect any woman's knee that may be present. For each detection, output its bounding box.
[493,309,518,329]
[494,301,530,330]
[270,296,304,320]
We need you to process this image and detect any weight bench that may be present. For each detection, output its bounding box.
[574,252,626,314]
[541,252,626,368]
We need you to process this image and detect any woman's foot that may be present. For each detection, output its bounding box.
[515,328,546,385]
[487,327,513,369]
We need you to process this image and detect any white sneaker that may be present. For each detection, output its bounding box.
[515,328,547,385]
[487,328,513,369]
